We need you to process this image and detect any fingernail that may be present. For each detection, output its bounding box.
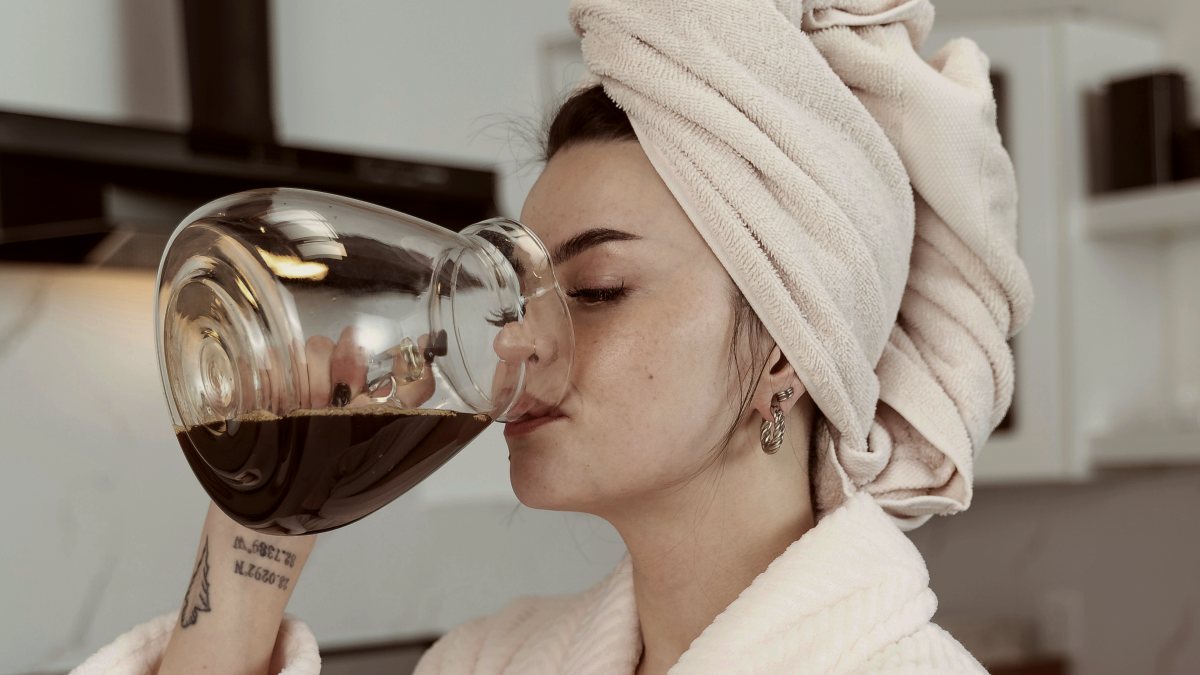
[331,382,351,407]
[424,329,449,362]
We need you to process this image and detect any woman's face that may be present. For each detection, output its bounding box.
[505,140,758,516]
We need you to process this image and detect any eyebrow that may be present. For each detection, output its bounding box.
[550,227,643,267]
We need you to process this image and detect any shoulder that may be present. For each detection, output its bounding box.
[412,593,581,675]
[854,621,988,674]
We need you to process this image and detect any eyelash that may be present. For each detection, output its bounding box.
[484,283,626,327]
[566,282,627,306]
[484,301,525,328]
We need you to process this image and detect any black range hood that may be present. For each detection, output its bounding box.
[0,0,497,267]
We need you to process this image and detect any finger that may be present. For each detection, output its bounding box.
[346,392,376,408]
[306,335,335,409]
[392,334,437,408]
[330,326,368,404]
[393,369,436,408]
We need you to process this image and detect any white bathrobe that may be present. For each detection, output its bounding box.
[73,491,984,674]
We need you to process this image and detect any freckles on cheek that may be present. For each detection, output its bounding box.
[577,292,718,410]
[574,326,654,410]
[653,304,735,399]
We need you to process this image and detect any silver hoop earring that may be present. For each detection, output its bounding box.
[760,386,794,454]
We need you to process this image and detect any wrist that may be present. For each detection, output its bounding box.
[156,502,317,675]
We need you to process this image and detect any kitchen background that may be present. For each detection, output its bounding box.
[2,1,1199,674]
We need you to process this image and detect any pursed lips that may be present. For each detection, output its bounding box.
[507,393,565,423]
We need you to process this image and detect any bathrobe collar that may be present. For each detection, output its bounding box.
[560,490,937,674]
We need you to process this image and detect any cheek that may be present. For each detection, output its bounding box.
[574,292,735,464]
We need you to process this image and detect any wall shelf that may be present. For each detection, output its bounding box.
[1085,180,1200,239]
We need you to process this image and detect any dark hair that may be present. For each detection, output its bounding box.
[540,85,774,474]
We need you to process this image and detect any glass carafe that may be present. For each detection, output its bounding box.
[156,187,573,534]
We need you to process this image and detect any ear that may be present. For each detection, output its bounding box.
[752,344,806,422]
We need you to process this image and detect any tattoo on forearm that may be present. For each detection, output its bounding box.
[233,559,292,590]
[233,535,298,568]
[231,536,294,590]
[180,536,212,628]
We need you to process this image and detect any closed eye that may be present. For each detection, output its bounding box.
[566,283,626,306]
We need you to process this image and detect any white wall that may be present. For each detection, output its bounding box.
[936,0,1200,113]
[1162,1,1200,113]
[271,0,578,220]
[0,0,185,126]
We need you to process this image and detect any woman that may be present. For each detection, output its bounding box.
[75,0,1033,673]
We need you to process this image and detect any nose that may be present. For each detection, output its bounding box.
[492,294,565,365]
[493,321,539,364]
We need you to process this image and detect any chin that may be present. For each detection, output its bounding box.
[509,456,571,511]
[507,444,592,512]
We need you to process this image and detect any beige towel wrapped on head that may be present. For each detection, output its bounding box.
[569,0,1034,529]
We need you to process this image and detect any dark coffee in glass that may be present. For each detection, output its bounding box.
[157,188,574,534]
[177,406,490,534]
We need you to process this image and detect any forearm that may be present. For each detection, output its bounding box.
[157,502,316,675]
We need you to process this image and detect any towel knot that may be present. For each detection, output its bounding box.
[786,0,934,49]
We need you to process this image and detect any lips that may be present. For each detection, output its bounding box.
[503,412,564,438]
[501,389,566,437]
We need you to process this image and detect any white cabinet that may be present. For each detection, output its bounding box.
[924,16,1189,481]
[1083,182,1200,465]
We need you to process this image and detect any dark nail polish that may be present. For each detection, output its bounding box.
[331,382,351,407]
[424,329,449,362]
